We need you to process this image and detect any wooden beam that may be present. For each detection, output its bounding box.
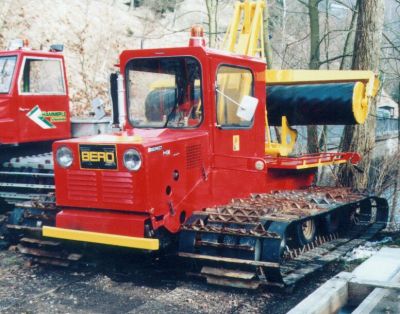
[352,270,400,314]
[349,278,400,291]
[287,272,352,314]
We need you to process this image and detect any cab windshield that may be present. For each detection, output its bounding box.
[0,56,17,93]
[126,56,202,128]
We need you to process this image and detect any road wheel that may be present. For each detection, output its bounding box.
[294,218,316,247]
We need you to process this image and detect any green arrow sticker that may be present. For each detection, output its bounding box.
[26,105,55,129]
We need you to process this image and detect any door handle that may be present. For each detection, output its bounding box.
[19,107,30,112]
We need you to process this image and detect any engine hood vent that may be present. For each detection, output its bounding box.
[186,144,202,169]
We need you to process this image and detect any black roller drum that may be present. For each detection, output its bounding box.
[267,82,367,126]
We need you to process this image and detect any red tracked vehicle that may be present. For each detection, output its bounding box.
[10,1,389,289]
[0,42,70,211]
[0,41,110,247]
[41,20,388,288]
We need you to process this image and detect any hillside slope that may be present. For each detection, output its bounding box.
[0,0,231,115]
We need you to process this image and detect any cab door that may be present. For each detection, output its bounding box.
[0,55,18,144]
[17,56,70,143]
[212,63,264,163]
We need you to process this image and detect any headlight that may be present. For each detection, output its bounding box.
[123,148,142,171]
[56,146,73,168]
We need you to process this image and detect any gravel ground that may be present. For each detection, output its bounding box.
[0,247,346,314]
[2,233,398,313]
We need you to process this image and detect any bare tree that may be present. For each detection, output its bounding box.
[298,0,323,154]
[339,1,358,70]
[263,2,274,67]
[205,0,219,48]
[308,0,322,70]
[338,0,385,190]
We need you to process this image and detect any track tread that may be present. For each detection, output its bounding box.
[179,188,389,289]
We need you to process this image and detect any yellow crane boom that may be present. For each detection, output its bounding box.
[220,0,379,157]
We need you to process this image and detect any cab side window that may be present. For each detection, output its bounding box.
[216,65,253,128]
[19,58,65,94]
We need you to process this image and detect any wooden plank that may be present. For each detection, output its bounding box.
[201,266,256,280]
[178,252,280,268]
[350,248,400,311]
[20,237,60,247]
[288,248,400,314]
[349,278,400,292]
[352,271,400,314]
[205,275,261,289]
[287,272,352,314]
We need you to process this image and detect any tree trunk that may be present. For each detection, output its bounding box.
[390,82,400,223]
[307,0,321,154]
[205,0,218,48]
[339,2,358,70]
[263,2,274,67]
[338,0,385,190]
[308,0,320,70]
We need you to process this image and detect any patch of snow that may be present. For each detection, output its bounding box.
[341,237,393,262]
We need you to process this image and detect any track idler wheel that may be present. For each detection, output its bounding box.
[294,218,316,246]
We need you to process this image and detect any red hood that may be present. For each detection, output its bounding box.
[58,128,209,148]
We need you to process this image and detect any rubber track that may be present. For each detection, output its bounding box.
[281,222,385,286]
[0,152,54,206]
[178,187,389,289]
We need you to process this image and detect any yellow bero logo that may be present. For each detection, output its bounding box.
[81,151,115,163]
[79,144,118,170]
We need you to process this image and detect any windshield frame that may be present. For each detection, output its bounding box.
[0,55,17,94]
[125,55,204,130]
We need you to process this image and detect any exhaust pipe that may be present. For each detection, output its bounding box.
[109,72,126,130]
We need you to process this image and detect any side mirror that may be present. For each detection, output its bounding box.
[236,95,259,121]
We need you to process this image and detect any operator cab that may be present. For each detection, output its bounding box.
[51,34,267,239]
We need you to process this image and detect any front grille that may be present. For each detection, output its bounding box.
[186,144,202,169]
[66,170,134,205]
[101,172,134,204]
[66,170,97,202]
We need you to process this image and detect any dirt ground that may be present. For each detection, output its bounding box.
[2,232,398,314]
[0,247,343,314]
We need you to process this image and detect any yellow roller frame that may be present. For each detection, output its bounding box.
[265,69,379,125]
[265,69,379,98]
[265,116,297,156]
[43,226,160,250]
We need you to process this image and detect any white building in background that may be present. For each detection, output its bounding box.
[378,91,399,119]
